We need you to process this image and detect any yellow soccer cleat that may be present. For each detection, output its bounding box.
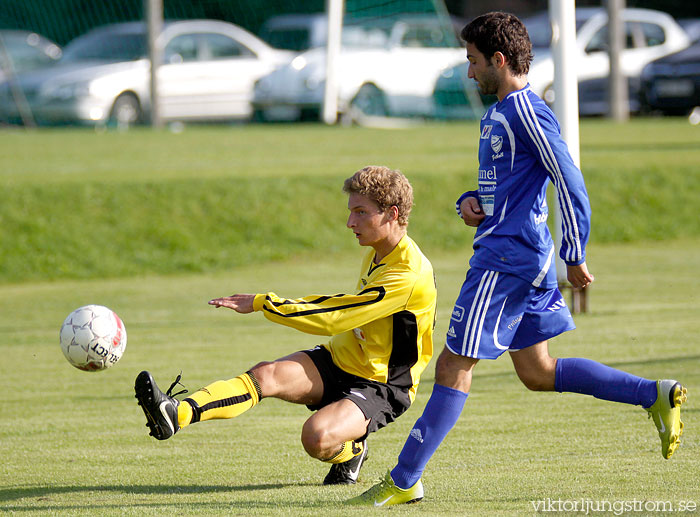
[646,379,687,459]
[347,470,423,507]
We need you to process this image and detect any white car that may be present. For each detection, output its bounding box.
[0,20,292,126]
[527,7,690,109]
[252,16,466,121]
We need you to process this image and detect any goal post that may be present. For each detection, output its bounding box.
[549,0,588,313]
[323,0,343,124]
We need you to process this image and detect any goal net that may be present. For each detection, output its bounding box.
[0,0,485,127]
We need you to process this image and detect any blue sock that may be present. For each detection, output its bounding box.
[391,384,468,489]
[555,357,657,408]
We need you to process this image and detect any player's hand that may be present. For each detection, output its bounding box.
[566,263,594,289]
[460,197,486,227]
[208,294,255,313]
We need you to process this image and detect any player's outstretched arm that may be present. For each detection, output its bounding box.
[566,263,594,290]
[209,294,255,313]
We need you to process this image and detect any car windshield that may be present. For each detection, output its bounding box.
[62,32,147,62]
[342,24,389,47]
[342,19,455,48]
[524,15,589,48]
[260,27,312,51]
[0,33,61,69]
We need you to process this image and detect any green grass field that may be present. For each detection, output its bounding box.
[1,121,699,515]
[1,120,699,282]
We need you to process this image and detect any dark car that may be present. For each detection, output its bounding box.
[640,40,700,115]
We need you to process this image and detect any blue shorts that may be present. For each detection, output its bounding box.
[445,268,575,359]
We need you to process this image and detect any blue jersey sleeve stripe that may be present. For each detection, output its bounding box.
[512,93,577,259]
[532,245,555,288]
[513,92,583,262]
[513,92,559,174]
[522,92,585,263]
[508,92,580,260]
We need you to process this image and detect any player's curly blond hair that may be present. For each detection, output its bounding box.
[343,166,413,227]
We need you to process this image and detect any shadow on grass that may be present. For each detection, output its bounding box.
[606,353,700,369]
[0,500,331,514]
[0,481,320,504]
[417,353,700,387]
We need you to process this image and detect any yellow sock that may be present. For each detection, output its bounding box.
[177,371,262,428]
[326,440,364,464]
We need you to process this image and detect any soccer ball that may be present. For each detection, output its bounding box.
[59,305,127,371]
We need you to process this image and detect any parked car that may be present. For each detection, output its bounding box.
[258,13,328,52]
[0,30,62,82]
[434,8,691,118]
[0,20,292,126]
[640,40,700,115]
[252,15,466,121]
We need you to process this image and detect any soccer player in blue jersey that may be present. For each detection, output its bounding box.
[350,11,687,507]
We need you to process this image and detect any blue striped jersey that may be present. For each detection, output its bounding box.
[457,85,591,288]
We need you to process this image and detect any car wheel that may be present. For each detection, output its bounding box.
[109,93,142,127]
[351,84,388,117]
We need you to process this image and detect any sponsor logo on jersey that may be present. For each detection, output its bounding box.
[478,166,497,216]
[534,212,548,225]
[507,315,523,331]
[410,428,424,443]
[491,134,504,160]
[451,305,465,323]
[353,328,366,341]
[547,299,567,312]
[481,124,493,139]
[447,326,457,338]
[479,166,497,181]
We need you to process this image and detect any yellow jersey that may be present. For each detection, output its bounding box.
[252,235,436,402]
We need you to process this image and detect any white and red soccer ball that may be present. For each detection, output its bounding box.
[59,305,127,371]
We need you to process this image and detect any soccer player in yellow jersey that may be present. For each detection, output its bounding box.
[135,165,437,485]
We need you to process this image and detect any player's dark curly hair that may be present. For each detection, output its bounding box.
[343,166,413,226]
[461,11,533,76]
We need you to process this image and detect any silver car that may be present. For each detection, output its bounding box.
[0,20,291,126]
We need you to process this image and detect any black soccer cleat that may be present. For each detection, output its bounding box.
[323,440,368,485]
[134,370,186,441]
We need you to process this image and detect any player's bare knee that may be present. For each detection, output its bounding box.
[249,360,273,372]
[517,370,555,391]
[435,347,477,391]
[300,420,331,459]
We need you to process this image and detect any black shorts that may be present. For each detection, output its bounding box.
[302,346,412,440]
